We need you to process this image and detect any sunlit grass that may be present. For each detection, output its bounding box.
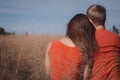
[0,34,63,80]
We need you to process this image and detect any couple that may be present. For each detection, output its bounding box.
[45,4,120,80]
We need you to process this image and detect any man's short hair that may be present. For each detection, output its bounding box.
[86,4,106,26]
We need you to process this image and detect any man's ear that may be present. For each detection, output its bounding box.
[89,19,95,26]
[88,19,96,28]
[89,19,93,24]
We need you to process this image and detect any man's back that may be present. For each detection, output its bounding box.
[90,29,120,80]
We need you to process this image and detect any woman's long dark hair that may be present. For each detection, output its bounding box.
[66,14,98,80]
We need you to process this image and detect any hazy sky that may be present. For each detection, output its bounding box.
[0,0,120,34]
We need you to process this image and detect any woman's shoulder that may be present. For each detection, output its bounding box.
[48,37,77,50]
[50,40,61,46]
[59,37,76,48]
[47,40,62,49]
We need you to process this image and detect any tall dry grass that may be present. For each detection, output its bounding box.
[0,34,63,80]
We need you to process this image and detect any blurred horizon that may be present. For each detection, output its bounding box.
[0,0,120,35]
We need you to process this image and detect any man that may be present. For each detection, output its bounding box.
[86,4,120,80]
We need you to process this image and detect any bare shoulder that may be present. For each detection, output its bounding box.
[60,37,76,47]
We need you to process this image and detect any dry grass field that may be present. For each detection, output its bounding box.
[0,34,63,80]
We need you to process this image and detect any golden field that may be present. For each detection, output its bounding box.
[0,34,63,80]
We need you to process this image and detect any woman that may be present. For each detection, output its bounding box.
[45,14,98,80]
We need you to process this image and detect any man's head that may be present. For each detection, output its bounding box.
[86,4,106,26]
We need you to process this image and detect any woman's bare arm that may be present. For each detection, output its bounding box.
[45,42,51,79]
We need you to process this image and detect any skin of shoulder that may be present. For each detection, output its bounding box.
[60,37,76,47]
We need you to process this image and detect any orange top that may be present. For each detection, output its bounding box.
[90,29,120,80]
[49,40,81,80]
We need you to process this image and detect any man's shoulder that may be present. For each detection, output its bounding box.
[96,29,120,44]
[96,29,119,37]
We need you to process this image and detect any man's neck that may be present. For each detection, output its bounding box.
[95,25,105,30]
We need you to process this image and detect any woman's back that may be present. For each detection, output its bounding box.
[45,14,98,80]
[49,39,82,80]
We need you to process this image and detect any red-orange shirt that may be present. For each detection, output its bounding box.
[90,29,120,80]
[49,40,81,80]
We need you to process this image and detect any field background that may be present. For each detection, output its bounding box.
[0,35,63,80]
